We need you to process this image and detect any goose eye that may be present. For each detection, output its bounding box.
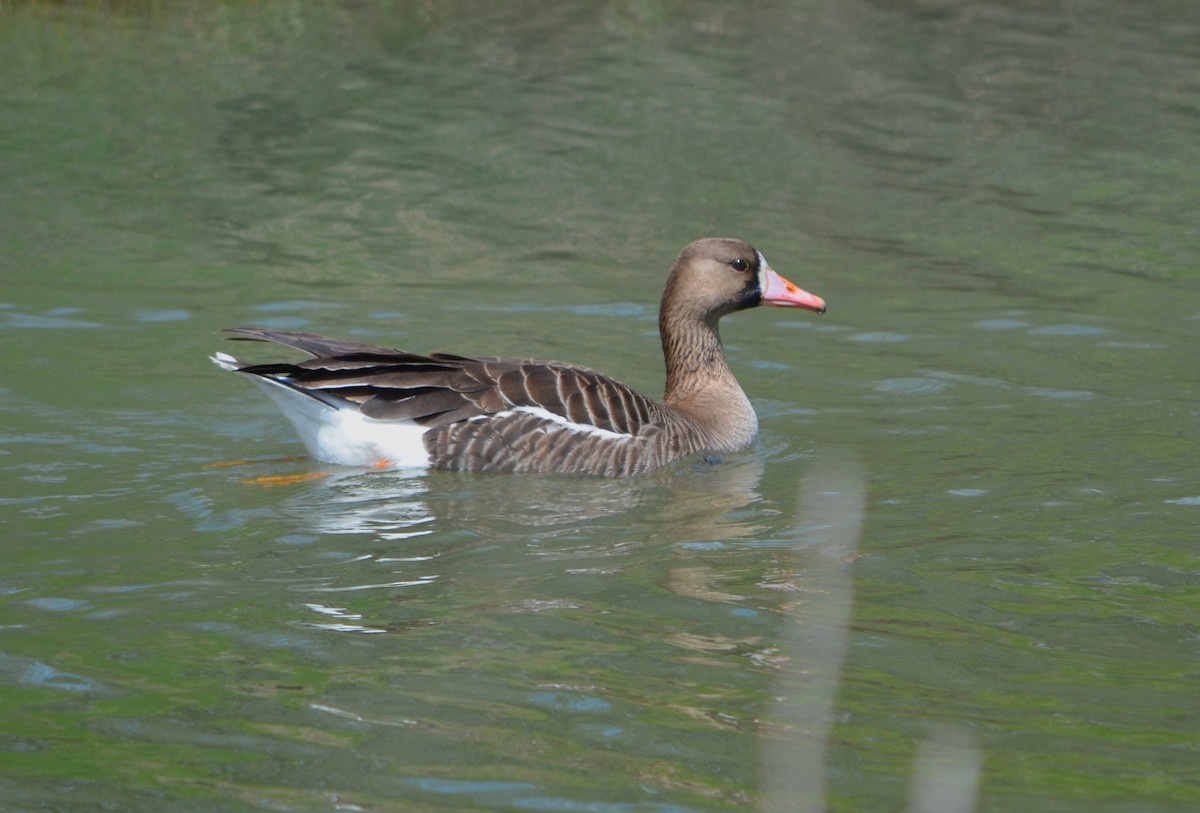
[730,258,750,272]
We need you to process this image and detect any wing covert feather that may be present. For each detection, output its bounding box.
[224,329,663,435]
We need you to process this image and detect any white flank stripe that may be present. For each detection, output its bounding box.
[498,405,634,441]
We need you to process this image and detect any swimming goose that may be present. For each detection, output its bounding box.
[212,238,826,476]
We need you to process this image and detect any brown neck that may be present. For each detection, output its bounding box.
[661,313,727,399]
[659,311,758,451]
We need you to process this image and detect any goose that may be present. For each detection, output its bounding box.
[211,238,826,476]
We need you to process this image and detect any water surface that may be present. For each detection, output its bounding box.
[2,2,1198,811]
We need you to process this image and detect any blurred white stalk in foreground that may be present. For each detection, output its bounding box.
[906,727,982,813]
[758,450,980,812]
[759,450,864,813]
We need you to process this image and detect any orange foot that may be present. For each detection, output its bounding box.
[242,472,332,487]
[203,455,309,470]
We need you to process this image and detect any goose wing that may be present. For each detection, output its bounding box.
[222,327,664,436]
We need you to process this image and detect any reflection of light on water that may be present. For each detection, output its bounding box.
[307,576,439,592]
[267,472,440,633]
[302,602,398,634]
[276,455,769,640]
[280,469,433,539]
[664,567,744,604]
[304,603,362,619]
[277,452,766,546]
[309,703,417,727]
[429,452,766,544]
[306,622,388,633]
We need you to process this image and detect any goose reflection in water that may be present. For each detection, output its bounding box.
[275,451,768,547]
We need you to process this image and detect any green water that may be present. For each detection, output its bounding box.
[2,2,1198,811]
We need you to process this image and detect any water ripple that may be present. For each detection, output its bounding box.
[0,653,106,695]
[876,378,951,395]
[1028,324,1109,337]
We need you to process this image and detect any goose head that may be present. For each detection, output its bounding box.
[661,237,826,327]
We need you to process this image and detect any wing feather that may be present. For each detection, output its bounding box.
[221,328,664,436]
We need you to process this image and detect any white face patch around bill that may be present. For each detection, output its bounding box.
[756,250,772,295]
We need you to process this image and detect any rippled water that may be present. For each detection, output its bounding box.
[2,2,1198,811]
